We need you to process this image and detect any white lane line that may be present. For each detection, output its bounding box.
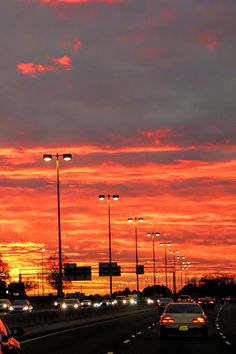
[136,331,142,335]
[123,339,130,344]
[219,332,224,336]
[132,335,135,338]
[222,336,226,339]
[225,341,231,345]
[148,326,152,329]
[107,352,114,354]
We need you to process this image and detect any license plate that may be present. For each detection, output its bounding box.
[179,325,188,331]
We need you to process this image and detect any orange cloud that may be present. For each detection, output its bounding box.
[16,63,56,77]
[50,55,72,70]
[17,55,72,77]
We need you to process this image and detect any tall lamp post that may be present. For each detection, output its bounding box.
[169,249,179,296]
[99,194,119,298]
[43,153,72,299]
[147,232,160,299]
[128,217,144,294]
[176,255,185,290]
[160,242,171,288]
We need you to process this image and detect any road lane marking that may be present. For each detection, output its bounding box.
[225,341,231,345]
[219,332,223,336]
[137,331,142,335]
[148,326,152,329]
[107,352,114,354]
[123,340,130,344]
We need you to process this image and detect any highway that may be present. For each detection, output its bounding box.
[21,303,235,354]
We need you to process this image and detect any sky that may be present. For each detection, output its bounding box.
[0,0,235,295]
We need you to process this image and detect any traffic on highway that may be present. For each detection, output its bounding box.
[0,296,235,354]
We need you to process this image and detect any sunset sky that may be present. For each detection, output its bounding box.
[0,0,235,295]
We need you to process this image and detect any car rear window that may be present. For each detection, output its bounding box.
[165,304,202,314]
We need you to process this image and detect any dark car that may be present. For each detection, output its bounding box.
[0,318,24,354]
[157,297,174,314]
[197,297,214,310]
[177,295,194,303]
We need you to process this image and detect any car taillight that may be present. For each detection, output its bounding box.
[209,301,214,304]
[160,315,175,323]
[198,301,202,304]
[192,316,207,323]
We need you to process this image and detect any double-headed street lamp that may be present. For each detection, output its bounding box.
[147,232,160,299]
[160,242,171,288]
[99,194,119,298]
[43,153,72,299]
[176,255,185,290]
[128,217,144,294]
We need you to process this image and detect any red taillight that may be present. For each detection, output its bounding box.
[198,301,202,304]
[209,301,214,304]
[192,316,207,323]
[161,315,175,323]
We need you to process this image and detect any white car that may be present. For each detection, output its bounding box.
[0,299,13,313]
[159,303,208,338]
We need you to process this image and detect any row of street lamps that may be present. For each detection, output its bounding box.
[42,152,191,299]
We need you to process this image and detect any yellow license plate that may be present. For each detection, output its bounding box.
[179,325,188,331]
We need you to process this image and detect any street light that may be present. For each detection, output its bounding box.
[160,242,171,288]
[99,194,119,297]
[147,232,160,299]
[43,153,72,299]
[128,217,144,294]
[169,249,179,296]
[176,255,185,290]
[41,248,45,296]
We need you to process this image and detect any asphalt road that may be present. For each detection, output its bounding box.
[21,304,235,354]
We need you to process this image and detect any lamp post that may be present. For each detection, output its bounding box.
[128,217,144,294]
[43,153,72,299]
[41,248,45,296]
[169,249,179,296]
[147,232,160,300]
[160,242,171,288]
[176,255,185,290]
[99,194,119,298]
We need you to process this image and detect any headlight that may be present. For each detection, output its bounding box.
[73,304,79,308]
[3,304,7,308]
[62,303,67,309]
[54,302,58,306]
[122,300,127,304]
[23,306,29,311]
[9,306,14,311]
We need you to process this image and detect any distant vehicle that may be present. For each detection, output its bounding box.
[100,299,111,307]
[159,303,208,338]
[81,299,92,307]
[0,319,24,354]
[0,299,13,313]
[177,295,194,303]
[115,296,128,305]
[128,295,138,305]
[12,299,33,312]
[157,297,174,314]
[53,298,63,309]
[61,298,80,310]
[144,297,154,305]
[197,297,214,310]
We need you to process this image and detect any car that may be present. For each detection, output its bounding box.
[115,296,128,305]
[0,299,13,313]
[197,297,214,310]
[157,297,174,314]
[159,302,208,338]
[61,298,80,310]
[177,295,194,303]
[81,299,92,308]
[11,299,33,312]
[53,298,63,310]
[0,319,24,354]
